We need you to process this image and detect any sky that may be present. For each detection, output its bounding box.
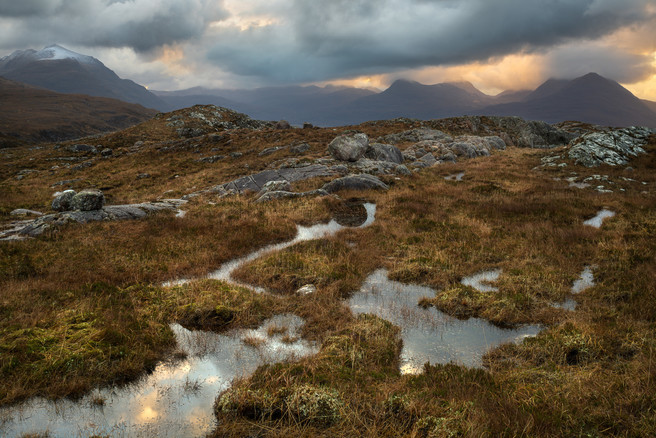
[0,0,655,99]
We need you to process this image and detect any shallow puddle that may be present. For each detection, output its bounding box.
[0,315,317,438]
[348,269,541,372]
[461,269,502,292]
[572,266,596,294]
[583,209,615,228]
[444,172,465,181]
[167,203,376,289]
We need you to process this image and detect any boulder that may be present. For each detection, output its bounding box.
[275,120,292,129]
[71,189,105,211]
[52,190,76,212]
[365,143,403,164]
[328,133,369,162]
[322,174,389,193]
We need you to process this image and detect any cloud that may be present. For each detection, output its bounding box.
[0,0,227,53]
[206,0,656,83]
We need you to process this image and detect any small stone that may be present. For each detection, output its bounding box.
[10,209,43,217]
[101,148,113,157]
[67,144,97,154]
[137,173,151,179]
[296,284,317,295]
[303,122,314,129]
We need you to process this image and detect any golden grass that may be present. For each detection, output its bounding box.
[0,120,655,436]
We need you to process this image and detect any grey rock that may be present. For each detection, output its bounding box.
[71,189,105,211]
[449,142,478,158]
[290,143,310,154]
[378,128,452,144]
[198,155,225,163]
[296,284,317,295]
[418,153,438,165]
[204,164,338,196]
[137,173,151,179]
[395,164,412,176]
[303,122,314,129]
[72,161,94,171]
[255,189,329,203]
[568,127,654,167]
[275,120,292,129]
[352,158,399,175]
[328,133,369,162]
[52,190,76,211]
[230,152,243,159]
[101,148,113,157]
[322,174,389,193]
[260,180,292,193]
[7,199,188,239]
[67,144,97,154]
[365,143,403,164]
[10,209,43,217]
[259,145,286,156]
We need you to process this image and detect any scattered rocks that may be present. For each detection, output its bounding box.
[72,160,94,171]
[198,155,225,163]
[67,144,97,154]
[322,174,389,193]
[2,199,187,240]
[328,133,369,162]
[568,126,654,167]
[52,190,76,211]
[71,189,105,211]
[377,128,452,144]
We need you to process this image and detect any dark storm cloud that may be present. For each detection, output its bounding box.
[0,0,226,53]
[207,0,655,83]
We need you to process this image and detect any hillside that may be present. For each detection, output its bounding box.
[0,77,157,146]
[0,45,166,110]
[1,105,655,436]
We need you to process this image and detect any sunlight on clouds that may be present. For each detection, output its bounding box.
[623,52,656,101]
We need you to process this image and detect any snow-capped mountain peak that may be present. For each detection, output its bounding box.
[34,44,99,65]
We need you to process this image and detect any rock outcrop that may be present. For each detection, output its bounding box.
[1,199,187,240]
[71,189,105,211]
[567,127,654,167]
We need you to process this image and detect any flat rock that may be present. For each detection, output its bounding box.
[10,209,43,217]
[322,174,389,193]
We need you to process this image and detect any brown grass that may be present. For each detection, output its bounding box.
[1,117,655,436]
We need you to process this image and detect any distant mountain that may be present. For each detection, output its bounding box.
[643,100,656,114]
[481,73,656,127]
[0,45,166,110]
[0,77,156,147]
[154,85,376,125]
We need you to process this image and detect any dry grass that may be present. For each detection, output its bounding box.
[1,116,655,436]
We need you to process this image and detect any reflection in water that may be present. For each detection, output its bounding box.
[166,203,376,289]
[0,315,317,438]
[348,270,542,371]
[583,209,615,228]
[572,265,596,294]
[461,269,502,293]
[444,172,465,181]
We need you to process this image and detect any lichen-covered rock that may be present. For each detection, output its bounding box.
[365,143,404,164]
[322,174,389,193]
[71,189,105,211]
[567,127,654,167]
[328,133,369,162]
[260,180,292,194]
[52,190,76,212]
[296,284,317,295]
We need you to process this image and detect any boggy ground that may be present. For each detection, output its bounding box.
[0,108,655,436]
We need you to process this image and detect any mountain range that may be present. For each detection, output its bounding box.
[1,45,655,129]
